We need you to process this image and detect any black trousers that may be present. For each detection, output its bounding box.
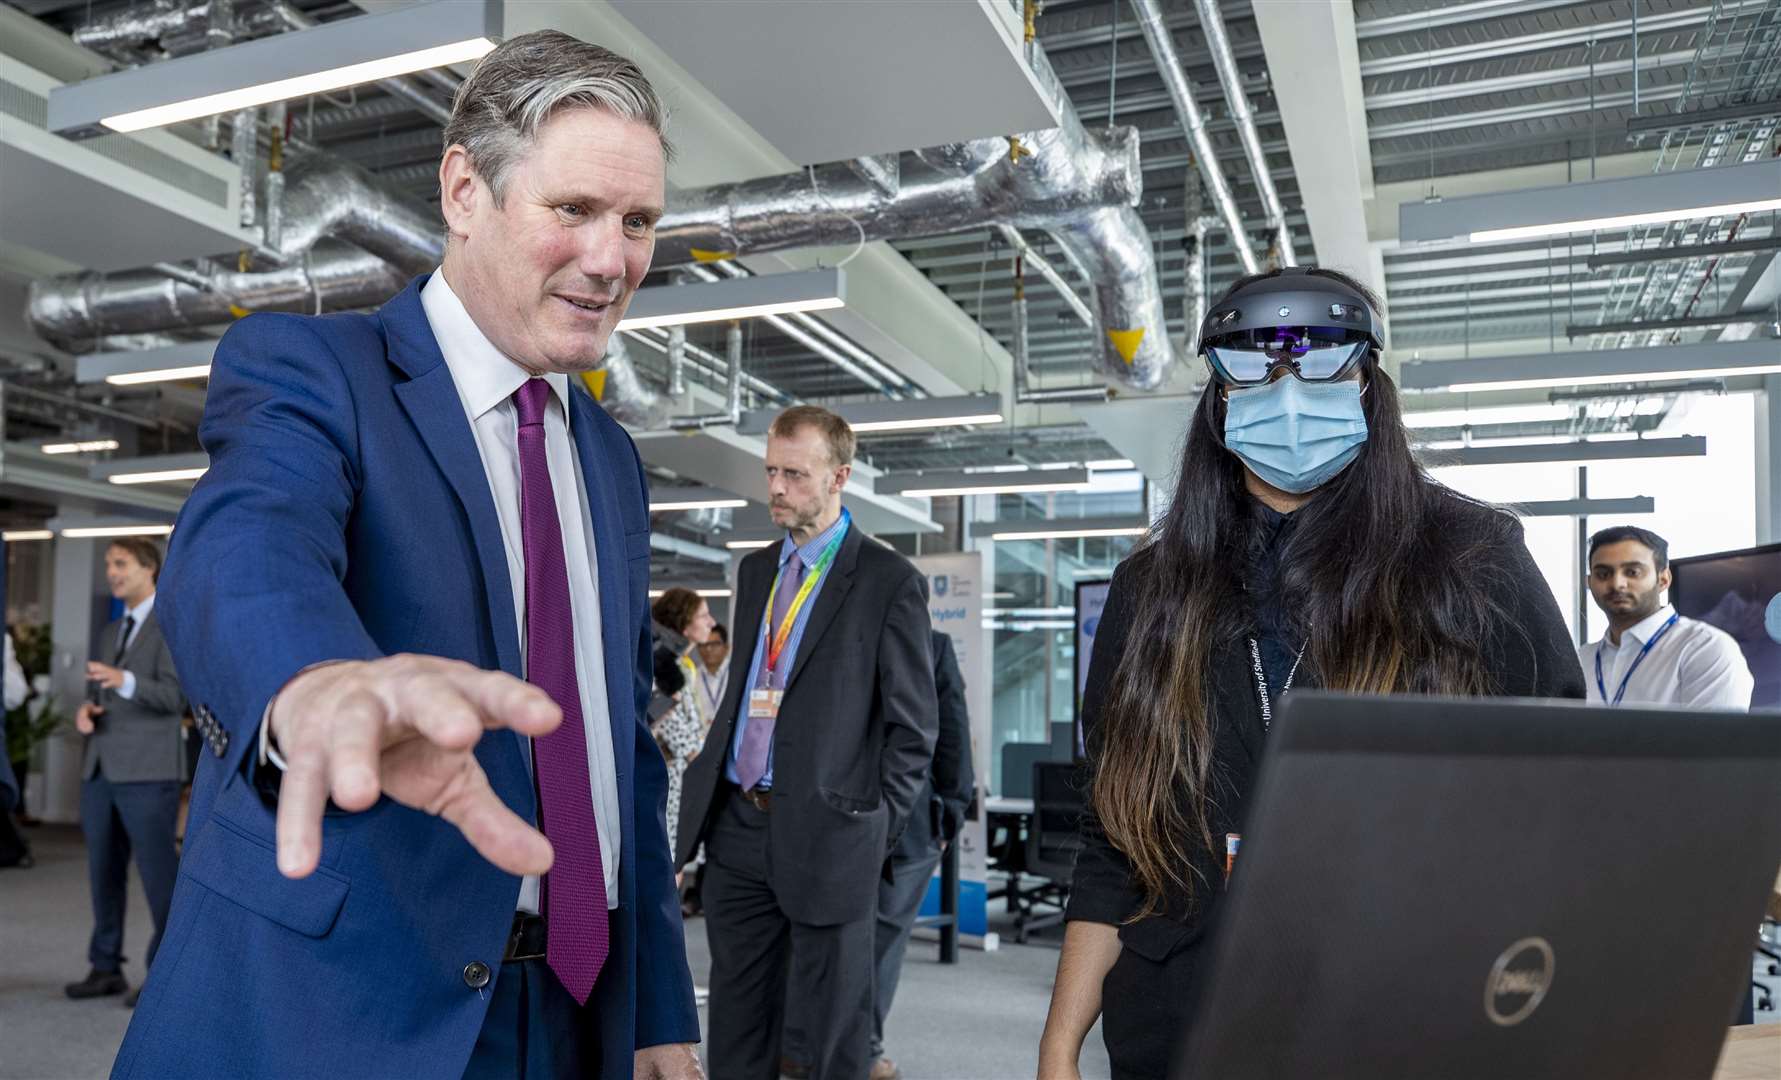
[785,839,943,1062]
[461,957,592,1080]
[704,791,876,1080]
[80,770,180,972]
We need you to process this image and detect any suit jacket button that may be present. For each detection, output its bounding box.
[463,961,491,989]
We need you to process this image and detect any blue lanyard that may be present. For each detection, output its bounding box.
[1595,613,1680,707]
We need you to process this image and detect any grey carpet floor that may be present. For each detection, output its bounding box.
[1,825,1104,1080]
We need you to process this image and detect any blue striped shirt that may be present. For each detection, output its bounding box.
[726,508,852,789]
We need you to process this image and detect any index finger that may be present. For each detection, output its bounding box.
[424,663,563,737]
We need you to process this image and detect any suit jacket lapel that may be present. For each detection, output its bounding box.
[784,526,861,693]
[381,278,529,800]
[568,388,639,828]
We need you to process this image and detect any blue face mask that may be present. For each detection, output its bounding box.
[1222,377,1369,494]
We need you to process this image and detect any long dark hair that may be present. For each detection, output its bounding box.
[1093,267,1522,919]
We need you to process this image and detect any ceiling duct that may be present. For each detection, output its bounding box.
[652,50,1179,390]
[28,241,408,346]
[28,34,1184,394]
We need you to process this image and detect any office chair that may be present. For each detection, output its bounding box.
[1014,761,1085,944]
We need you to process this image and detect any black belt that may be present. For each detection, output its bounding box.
[505,912,546,963]
[736,786,772,812]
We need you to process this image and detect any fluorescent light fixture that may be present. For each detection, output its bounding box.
[78,342,217,386]
[47,0,499,138]
[990,515,1150,541]
[1399,159,1781,245]
[649,487,748,512]
[108,468,208,485]
[1085,458,1137,471]
[42,439,122,455]
[1425,435,1705,468]
[880,467,1091,498]
[2,530,54,542]
[1403,404,1574,429]
[60,524,175,538]
[984,606,1075,617]
[616,269,845,332]
[1510,497,1656,518]
[648,589,734,598]
[1470,199,1781,244]
[1401,341,1781,394]
[739,394,1005,436]
[109,365,212,386]
[725,538,776,550]
[92,453,210,486]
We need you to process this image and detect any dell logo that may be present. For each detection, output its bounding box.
[1485,937,1555,1027]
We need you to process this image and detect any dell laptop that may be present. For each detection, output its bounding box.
[1176,693,1781,1080]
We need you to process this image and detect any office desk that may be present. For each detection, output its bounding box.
[1713,1024,1779,1079]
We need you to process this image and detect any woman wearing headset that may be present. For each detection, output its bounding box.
[1036,267,1585,1080]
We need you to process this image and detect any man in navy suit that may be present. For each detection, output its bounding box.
[114,31,700,1080]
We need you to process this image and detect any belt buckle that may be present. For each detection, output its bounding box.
[742,787,771,812]
[506,915,545,964]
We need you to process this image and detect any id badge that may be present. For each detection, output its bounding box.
[748,689,782,720]
[1224,833,1241,880]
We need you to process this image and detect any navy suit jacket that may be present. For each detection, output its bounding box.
[112,276,699,1079]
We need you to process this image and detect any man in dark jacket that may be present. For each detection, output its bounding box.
[65,538,187,1006]
[784,627,976,1080]
[676,405,937,1080]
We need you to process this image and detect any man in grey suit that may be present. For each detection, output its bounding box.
[676,405,938,1080]
[65,537,187,1007]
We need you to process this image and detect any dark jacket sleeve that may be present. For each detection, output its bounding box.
[1065,561,1147,926]
[1487,516,1587,700]
[878,570,939,851]
[930,631,975,840]
[124,622,188,717]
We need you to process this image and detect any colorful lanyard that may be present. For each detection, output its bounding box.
[1247,637,1307,731]
[1595,612,1680,707]
[762,519,848,679]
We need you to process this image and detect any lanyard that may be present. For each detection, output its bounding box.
[1247,637,1307,731]
[1595,612,1680,707]
[762,520,848,678]
[700,668,724,704]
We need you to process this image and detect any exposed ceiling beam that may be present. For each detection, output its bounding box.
[1251,0,1384,312]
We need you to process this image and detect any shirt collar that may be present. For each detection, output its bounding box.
[779,508,851,569]
[124,593,155,625]
[420,269,571,423]
[1623,604,1677,646]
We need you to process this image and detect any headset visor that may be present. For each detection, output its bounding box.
[1204,326,1371,386]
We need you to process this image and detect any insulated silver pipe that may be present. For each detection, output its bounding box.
[996,226,1095,328]
[1130,0,1262,275]
[1191,0,1294,266]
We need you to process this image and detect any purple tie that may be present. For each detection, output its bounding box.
[735,553,803,790]
[513,378,608,1005]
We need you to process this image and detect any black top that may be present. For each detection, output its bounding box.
[1066,494,1588,967]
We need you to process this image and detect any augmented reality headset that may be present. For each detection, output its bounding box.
[1196,268,1384,387]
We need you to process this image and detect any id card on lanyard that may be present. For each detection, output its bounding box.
[1595,612,1680,707]
[752,520,848,720]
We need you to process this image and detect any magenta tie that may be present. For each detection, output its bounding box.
[513,378,608,1005]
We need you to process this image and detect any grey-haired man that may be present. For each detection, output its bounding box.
[115,30,700,1080]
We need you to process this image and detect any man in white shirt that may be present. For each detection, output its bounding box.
[118,31,699,1080]
[66,539,188,1006]
[695,622,730,724]
[1579,526,1753,709]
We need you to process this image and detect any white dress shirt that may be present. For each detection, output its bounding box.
[114,593,155,702]
[1578,603,1754,710]
[696,657,728,726]
[3,632,26,712]
[421,270,622,911]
